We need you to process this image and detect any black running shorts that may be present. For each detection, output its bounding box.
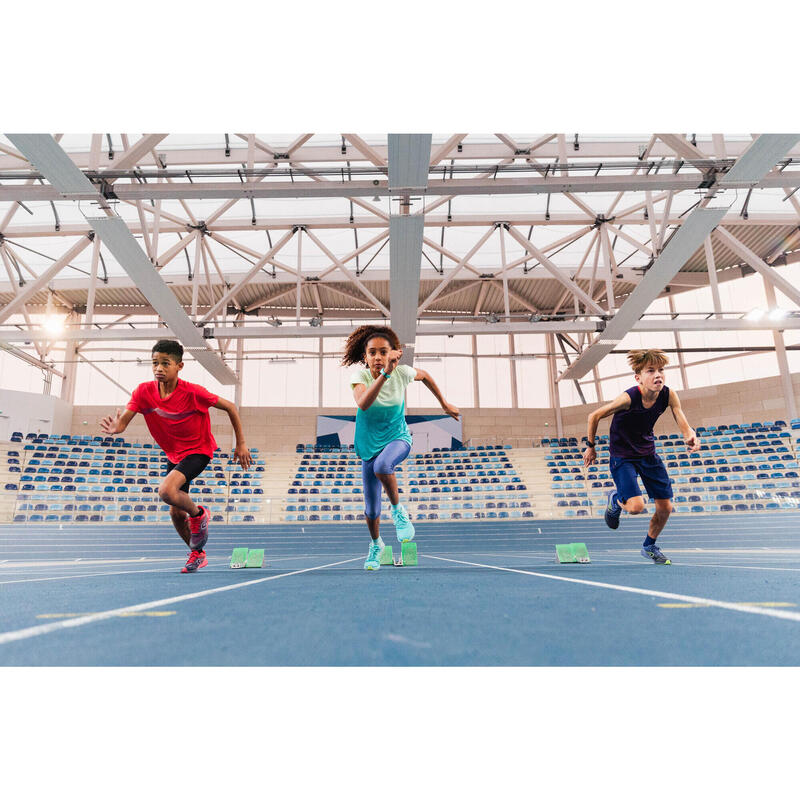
[165,453,211,493]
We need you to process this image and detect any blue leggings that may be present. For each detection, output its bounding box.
[361,439,411,519]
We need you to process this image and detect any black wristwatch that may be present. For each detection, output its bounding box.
[582,437,595,448]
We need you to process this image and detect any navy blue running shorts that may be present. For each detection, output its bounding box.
[165,453,211,493]
[609,453,673,503]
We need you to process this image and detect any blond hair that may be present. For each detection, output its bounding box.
[627,348,669,373]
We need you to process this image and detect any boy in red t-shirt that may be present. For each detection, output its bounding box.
[100,339,252,573]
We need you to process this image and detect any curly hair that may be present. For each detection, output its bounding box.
[627,348,669,373]
[341,325,401,366]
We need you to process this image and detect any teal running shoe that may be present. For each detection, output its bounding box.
[364,540,384,571]
[391,504,415,543]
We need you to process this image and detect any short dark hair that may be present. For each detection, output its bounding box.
[152,340,184,362]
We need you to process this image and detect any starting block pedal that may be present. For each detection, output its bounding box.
[400,541,417,566]
[379,545,394,566]
[245,548,264,568]
[556,543,591,564]
[230,547,249,569]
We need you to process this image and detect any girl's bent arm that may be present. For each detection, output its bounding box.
[414,369,460,420]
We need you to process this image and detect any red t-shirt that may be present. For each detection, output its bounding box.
[126,379,219,464]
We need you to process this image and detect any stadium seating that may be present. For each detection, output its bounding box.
[3,419,798,525]
[543,420,799,518]
[1,433,266,524]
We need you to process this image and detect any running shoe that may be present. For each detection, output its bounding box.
[181,549,208,573]
[641,543,671,565]
[391,504,415,542]
[188,505,209,550]
[604,490,621,530]
[364,540,384,571]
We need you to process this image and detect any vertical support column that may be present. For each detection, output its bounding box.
[191,232,201,317]
[233,313,244,449]
[389,215,425,366]
[508,333,518,409]
[592,366,604,403]
[499,224,511,322]
[547,333,563,438]
[59,311,80,404]
[668,295,689,390]
[318,336,324,408]
[601,225,616,312]
[763,278,798,420]
[296,229,303,323]
[85,236,101,327]
[703,238,722,318]
[471,334,480,408]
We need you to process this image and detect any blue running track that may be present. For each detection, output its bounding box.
[1,512,800,666]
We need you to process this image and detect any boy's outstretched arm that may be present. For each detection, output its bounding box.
[100,408,136,435]
[413,369,460,420]
[213,397,253,469]
[668,390,700,452]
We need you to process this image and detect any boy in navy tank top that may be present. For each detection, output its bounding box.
[582,349,700,564]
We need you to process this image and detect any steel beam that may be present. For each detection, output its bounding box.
[0,235,92,324]
[4,170,800,203]
[3,138,800,173]
[4,316,800,344]
[87,217,238,384]
[6,133,238,385]
[558,207,728,381]
[390,215,425,363]
[557,134,800,382]
[719,134,800,185]
[4,210,800,240]
[388,135,431,364]
[505,225,606,315]
[713,226,800,308]
[388,133,432,191]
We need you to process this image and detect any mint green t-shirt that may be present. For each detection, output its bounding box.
[348,364,417,460]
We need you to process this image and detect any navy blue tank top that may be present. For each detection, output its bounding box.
[609,385,670,458]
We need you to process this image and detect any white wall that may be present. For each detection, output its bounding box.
[0,389,73,440]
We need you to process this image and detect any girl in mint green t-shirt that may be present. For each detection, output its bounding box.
[342,325,460,571]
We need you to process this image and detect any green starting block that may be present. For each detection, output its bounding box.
[556,543,591,564]
[380,545,394,566]
[400,541,417,566]
[230,548,265,568]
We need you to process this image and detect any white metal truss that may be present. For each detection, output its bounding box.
[1,132,800,394]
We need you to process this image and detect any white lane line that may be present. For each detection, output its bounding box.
[0,562,229,585]
[582,556,800,572]
[654,561,800,574]
[1,558,180,569]
[423,555,800,623]
[0,554,345,572]
[0,556,361,645]
[0,554,357,585]
[420,551,800,570]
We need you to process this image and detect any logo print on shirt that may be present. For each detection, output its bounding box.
[141,408,198,421]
